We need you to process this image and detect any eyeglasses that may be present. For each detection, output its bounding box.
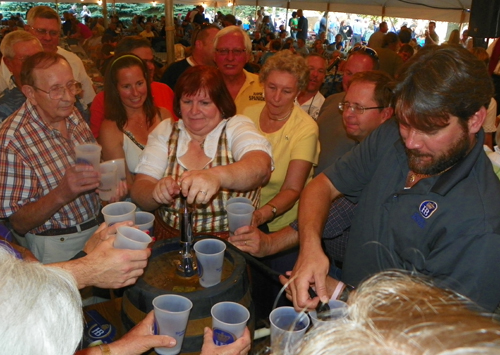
[348,45,379,60]
[339,101,384,114]
[30,26,60,38]
[33,80,82,100]
[215,48,247,56]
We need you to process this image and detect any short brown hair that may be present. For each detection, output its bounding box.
[27,6,61,27]
[173,65,236,119]
[21,51,68,87]
[394,45,493,132]
[348,70,394,109]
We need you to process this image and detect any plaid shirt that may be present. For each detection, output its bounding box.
[290,196,356,262]
[161,121,260,233]
[0,100,100,234]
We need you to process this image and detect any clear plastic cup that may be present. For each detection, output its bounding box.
[270,306,310,352]
[102,201,136,225]
[153,294,193,355]
[98,162,117,201]
[135,211,155,235]
[226,203,254,236]
[211,302,249,345]
[309,300,348,326]
[108,158,126,183]
[114,226,152,250]
[226,197,253,206]
[75,143,101,171]
[194,239,226,287]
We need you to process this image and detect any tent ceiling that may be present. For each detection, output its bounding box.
[234,0,472,23]
[36,0,471,23]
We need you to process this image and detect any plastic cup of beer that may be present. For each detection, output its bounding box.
[194,239,226,287]
[270,306,310,352]
[135,211,155,235]
[98,162,117,201]
[75,143,101,171]
[211,302,249,345]
[226,203,254,237]
[102,201,136,226]
[153,294,193,355]
[309,300,348,326]
[114,226,152,250]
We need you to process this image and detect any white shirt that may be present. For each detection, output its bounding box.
[0,59,14,93]
[135,115,273,180]
[297,92,325,120]
[57,46,96,107]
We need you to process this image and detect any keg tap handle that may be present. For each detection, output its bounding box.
[177,194,197,277]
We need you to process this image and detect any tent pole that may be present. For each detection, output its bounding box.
[285,0,289,33]
[326,2,330,39]
[165,0,175,65]
[381,5,385,20]
[459,9,465,28]
[102,0,108,28]
[232,0,236,16]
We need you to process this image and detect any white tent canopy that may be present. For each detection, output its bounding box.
[36,0,471,23]
[195,0,470,23]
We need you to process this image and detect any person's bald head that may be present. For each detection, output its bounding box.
[342,50,379,91]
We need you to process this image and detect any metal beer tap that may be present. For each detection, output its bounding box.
[176,195,197,277]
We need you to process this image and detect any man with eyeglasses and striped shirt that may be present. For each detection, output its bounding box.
[23,6,95,108]
[0,52,102,264]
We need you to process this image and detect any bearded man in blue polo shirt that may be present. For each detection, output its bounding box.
[287,45,500,312]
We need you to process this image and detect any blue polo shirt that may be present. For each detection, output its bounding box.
[324,118,500,311]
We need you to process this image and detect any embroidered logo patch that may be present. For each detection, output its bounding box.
[419,200,438,219]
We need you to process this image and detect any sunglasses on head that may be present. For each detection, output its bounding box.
[349,45,379,60]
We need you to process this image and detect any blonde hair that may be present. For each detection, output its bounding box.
[294,271,500,355]
[259,50,309,92]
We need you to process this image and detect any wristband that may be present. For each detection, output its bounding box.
[266,202,278,220]
[99,344,111,355]
[330,281,345,300]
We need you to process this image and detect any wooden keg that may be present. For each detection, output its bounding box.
[122,237,253,354]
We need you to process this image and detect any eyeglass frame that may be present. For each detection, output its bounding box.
[32,80,83,100]
[214,48,248,56]
[338,101,385,115]
[348,45,379,60]
[30,26,60,38]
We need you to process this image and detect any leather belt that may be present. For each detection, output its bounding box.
[37,213,104,236]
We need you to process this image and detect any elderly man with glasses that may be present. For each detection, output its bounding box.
[213,26,264,114]
[22,6,95,108]
[0,52,103,264]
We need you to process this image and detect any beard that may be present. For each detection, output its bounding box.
[405,126,471,175]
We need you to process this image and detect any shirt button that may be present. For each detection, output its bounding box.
[60,237,65,242]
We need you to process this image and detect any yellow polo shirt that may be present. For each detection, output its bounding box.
[234,70,264,114]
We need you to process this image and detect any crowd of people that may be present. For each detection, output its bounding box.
[1,3,500,355]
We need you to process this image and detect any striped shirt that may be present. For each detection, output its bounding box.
[0,100,100,234]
